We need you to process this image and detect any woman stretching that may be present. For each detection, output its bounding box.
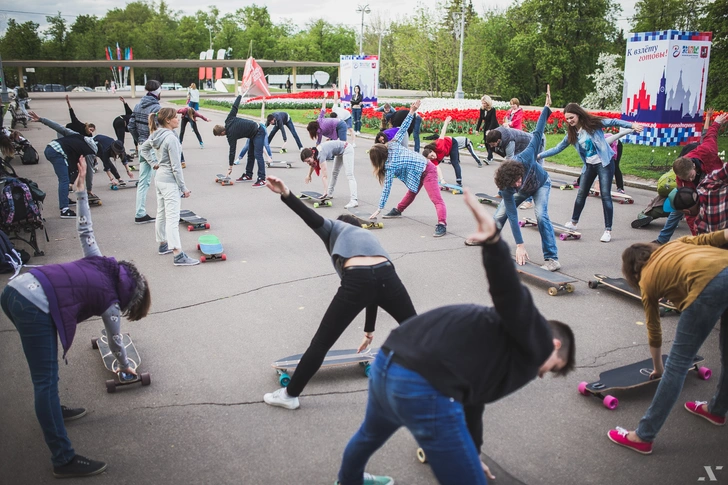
[301,140,358,208]
[113,96,138,156]
[307,94,348,145]
[140,108,198,266]
[538,103,642,242]
[369,101,448,238]
[1,158,152,478]
[262,175,417,410]
[177,106,210,148]
[422,116,465,186]
[609,229,728,454]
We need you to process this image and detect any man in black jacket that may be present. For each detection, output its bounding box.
[335,189,575,485]
[213,95,267,187]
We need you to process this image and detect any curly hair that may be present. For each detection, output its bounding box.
[374,131,389,144]
[494,161,525,190]
[621,242,659,289]
[369,144,388,184]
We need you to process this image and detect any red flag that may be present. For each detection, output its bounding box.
[129,47,133,60]
[240,57,270,97]
[104,47,110,61]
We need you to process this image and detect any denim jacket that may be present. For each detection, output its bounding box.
[539,118,633,167]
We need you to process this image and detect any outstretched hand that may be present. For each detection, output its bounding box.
[265,175,290,197]
[65,94,71,107]
[118,96,125,103]
[73,157,87,193]
[715,113,728,125]
[410,100,421,113]
[463,188,498,244]
[28,111,41,122]
[545,84,552,108]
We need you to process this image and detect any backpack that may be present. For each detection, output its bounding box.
[20,144,39,165]
[0,228,29,278]
[0,178,42,224]
[657,169,677,197]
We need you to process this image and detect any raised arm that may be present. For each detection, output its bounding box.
[265,176,327,232]
[28,112,78,137]
[393,101,420,145]
[517,105,551,164]
[439,116,452,139]
[227,95,242,124]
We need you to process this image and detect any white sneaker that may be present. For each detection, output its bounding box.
[234,158,242,165]
[264,388,300,410]
[600,230,612,243]
[564,221,578,230]
[541,259,561,272]
[345,200,359,209]
[352,143,357,148]
[519,201,534,210]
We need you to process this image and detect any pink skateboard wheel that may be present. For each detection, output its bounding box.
[578,381,589,396]
[603,395,619,410]
[560,233,567,240]
[698,367,712,380]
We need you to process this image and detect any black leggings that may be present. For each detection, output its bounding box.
[286,263,416,397]
[180,118,202,144]
[448,140,463,184]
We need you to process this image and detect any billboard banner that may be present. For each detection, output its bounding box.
[339,55,379,107]
[621,31,712,146]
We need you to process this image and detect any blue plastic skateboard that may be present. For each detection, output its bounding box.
[439,182,463,195]
[197,234,225,262]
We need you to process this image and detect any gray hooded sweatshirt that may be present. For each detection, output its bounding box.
[128,94,161,144]
[140,128,188,193]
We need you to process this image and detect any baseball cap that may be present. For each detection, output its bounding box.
[663,187,698,212]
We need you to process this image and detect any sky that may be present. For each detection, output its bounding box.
[0,0,638,40]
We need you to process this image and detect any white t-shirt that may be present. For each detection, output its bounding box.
[332,106,351,121]
[578,129,601,165]
[188,88,200,103]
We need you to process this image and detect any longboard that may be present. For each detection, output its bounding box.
[179,209,210,231]
[519,217,582,241]
[215,173,234,186]
[439,182,463,195]
[514,258,576,296]
[589,188,634,204]
[348,209,383,229]
[299,191,332,208]
[475,192,501,207]
[272,348,379,387]
[588,273,678,315]
[91,329,151,393]
[110,180,138,190]
[266,160,293,168]
[578,355,710,410]
[197,234,226,262]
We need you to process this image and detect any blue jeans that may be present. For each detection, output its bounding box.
[1,286,76,467]
[636,267,728,442]
[352,108,362,132]
[44,146,70,211]
[656,211,683,244]
[268,120,304,150]
[244,126,267,181]
[338,352,487,485]
[188,101,199,111]
[135,153,154,218]
[336,121,348,141]
[494,179,558,261]
[239,136,272,159]
[571,162,615,230]
[413,115,422,153]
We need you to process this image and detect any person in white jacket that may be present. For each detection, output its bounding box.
[140,108,199,266]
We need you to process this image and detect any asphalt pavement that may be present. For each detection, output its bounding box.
[0,93,724,485]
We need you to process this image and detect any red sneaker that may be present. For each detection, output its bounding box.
[607,427,653,455]
[685,401,727,426]
[252,179,266,188]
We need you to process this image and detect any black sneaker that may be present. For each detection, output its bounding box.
[252,179,266,187]
[68,199,77,205]
[60,208,76,219]
[651,239,664,246]
[631,215,653,228]
[135,214,155,224]
[383,208,402,218]
[53,455,107,479]
[433,223,447,237]
[61,406,87,422]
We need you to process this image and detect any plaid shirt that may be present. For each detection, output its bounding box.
[694,163,728,234]
[378,113,427,209]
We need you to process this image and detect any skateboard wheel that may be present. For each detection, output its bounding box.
[112,186,118,191]
[140,372,151,386]
[565,284,575,293]
[313,202,320,208]
[92,338,99,350]
[361,224,367,229]
[326,201,332,207]
[588,280,599,289]
[221,254,227,261]
[578,381,590,396]
[377,223,384,229]
[603,395,618,410]
[287,164,292,168]
[416,448,427,464]
[575,235,581,239]
[200,256,206,263]
[548,287,558,296]
[188,225,193,232]
[106,380,117,394]
[197,244,200,250]
[518,221,526,227]
[559,233,567,240]
[279,373,291,387]
[205,223,211,229]
[364,363,371,378]
[698,367,712,380]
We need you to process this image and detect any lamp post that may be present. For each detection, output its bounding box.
[377,29,389,60]
[454,2,465,99]
[206,26,213,50]
[356,4,371,56]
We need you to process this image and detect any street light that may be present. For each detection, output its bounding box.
[454,2,465,99]
[206,26,213,50]
[356,4,371,56]
[377,29,389,61]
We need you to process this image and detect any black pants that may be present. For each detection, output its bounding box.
[286,263,416,397]
[180,118,202,144]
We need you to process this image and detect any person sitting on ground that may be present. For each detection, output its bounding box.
[608,228,728,455]
[335,189,575,485]
[0,157,152,478]
[301,140,358,208]
[422,116,465,186]
[64,95,95,136]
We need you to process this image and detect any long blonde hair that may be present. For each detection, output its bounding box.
[369,144,388,184]
[481,95,493,110]
[189,83,197,90]
[148,108,177,135]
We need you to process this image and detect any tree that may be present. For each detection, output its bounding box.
[581,53,624,110]
[632,0,706,32]
[700,0,728,108]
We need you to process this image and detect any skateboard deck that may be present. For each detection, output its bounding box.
[215,173,234,185]
[91,329,151,393]
[179,209,210,231]
[197,234,226,262]
[475,192,501,207]
[578,355,710,410]
[588,189,634,204]
[266,160,293,168]
[272,348,379,387]
[110,180,138,190]
[439,183,463,195]
[299,191,332,208]
[514,258,576,296]
[588,274,679,315]
[519,217,582,241]
[348,209,384,229]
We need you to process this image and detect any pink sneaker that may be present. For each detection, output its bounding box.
[685,401,727,426]
[607,427,653,455]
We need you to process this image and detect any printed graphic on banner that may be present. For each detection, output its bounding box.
[240,57,270,97]
[620,30,712,147]
[339,55,379,107]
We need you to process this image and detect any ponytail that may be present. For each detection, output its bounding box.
[148,108,177,135]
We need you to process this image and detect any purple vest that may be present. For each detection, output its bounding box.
[30,256,136,357]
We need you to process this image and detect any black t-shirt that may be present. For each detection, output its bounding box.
[390,110,415,135]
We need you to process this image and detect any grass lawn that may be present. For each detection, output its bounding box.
[179,100,728,180]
